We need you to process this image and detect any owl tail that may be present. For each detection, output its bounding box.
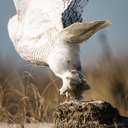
[60,20,111,44]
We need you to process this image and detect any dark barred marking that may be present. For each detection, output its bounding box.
[62,0,89,28]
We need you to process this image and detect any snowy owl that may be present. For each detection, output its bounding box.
[8,0,111,99]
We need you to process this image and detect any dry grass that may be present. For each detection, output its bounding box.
[0,41,128,125]
[0,70,63,124]
[0,123,54,128]
[84,54,128,116]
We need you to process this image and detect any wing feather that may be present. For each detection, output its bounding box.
[9,0,90,65]
[62,0,89,27]
[13,0,31,20]
[11,0,89,39]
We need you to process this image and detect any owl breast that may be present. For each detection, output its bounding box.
[48,44,80,77]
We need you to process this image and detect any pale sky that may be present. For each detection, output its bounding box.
[0,0,128,66]
[81,0,128,60]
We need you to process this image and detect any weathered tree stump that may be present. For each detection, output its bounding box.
[54,100,128,128]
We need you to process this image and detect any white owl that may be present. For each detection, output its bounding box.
[8,0,111,99]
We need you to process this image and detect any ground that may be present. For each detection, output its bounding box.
[0,123,54,128]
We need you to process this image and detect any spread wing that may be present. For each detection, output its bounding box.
[8,0,89,65]
[10,0,89,39]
